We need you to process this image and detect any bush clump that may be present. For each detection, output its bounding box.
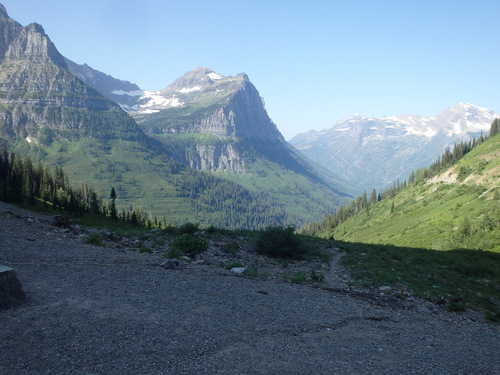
[178,222,200,235]
[255,225,310,259]
[169,233,208,257]
[84,232,105,246]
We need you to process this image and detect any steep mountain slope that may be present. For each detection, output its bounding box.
[121,67,352,220]
[0,6,143,145]
[290,104,499,192]
[65,58,141,112]
[325,133,500,251]
[0,4,349,227]
[0,5,321,228]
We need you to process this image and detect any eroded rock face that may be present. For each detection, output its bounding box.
[0,6,142,144]
[0,265,26,309]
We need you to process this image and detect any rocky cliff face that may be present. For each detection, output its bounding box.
[0,6,141,144]
[132,68,286,173]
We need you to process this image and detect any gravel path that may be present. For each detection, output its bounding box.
[1,202,499,374]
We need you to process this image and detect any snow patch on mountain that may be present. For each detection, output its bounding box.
[141,91,183,111]
[111,89,144,97]
[178,85,202,93]
[207,72,224,80]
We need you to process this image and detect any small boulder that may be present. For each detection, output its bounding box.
[161,260,180,269]
[0,265,26,309]
[378,286,392,295]
[231,267,246,275]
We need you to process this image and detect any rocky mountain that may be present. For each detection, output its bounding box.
[123,67,352,217]
[290,103,499,192]
[122,68,284,173]
[64,58,141,112]
[0,3,350,228]
[0,5,143,145]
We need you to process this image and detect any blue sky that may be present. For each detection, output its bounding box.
[3,0,500,139]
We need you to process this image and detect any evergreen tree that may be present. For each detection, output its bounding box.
[490,118,500,137]
[109,187,117,220]
[369,188,377,205]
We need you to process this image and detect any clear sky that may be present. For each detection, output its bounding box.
[3,0,500,139]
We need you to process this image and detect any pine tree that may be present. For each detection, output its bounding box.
[369,188,377,206]
[490,118,500,137]
[109,187,117,220]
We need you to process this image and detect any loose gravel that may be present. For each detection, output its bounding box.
[1,202,499,374]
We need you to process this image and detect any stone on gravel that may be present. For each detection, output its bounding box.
[230,267,246,275]
[161,260,180,269]
[0,265,26,309]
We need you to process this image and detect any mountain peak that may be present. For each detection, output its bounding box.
[0,4,8,18]
[162,67,228,93]
[25,22,46,35]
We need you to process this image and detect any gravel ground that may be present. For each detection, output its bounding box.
[1,202,499,374]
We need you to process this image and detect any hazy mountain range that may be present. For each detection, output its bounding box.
[290,103,499,191]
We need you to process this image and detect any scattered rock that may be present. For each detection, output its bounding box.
[230,267,246,275]
[161,260,180,269]
[395,282,409,293]
[378,286,392,294]
[0,265,26,309]
[51,215,72,229]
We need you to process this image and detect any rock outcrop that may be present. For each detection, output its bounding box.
[0,7,142,144]
[0,265,25,309]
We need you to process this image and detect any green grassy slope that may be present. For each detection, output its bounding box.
[17,137,300,229]
[331,134,500,251]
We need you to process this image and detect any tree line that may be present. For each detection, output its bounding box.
[299,119,498,236]
[0,145,298,230]
[0,146,152,226]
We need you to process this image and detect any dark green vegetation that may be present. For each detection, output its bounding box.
[337,241,500,321]
[255,225,331,263]
[0,146,304,230]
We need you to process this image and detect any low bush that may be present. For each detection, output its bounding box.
[84,232,104,246]
[178,222,200,235]
[309,270,325,283]
[164,247,185,259]
[291,271,307,284]
[170,233,208,256]
[255,225,309,259]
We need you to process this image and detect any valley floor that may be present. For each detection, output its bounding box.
[0,201,499,374]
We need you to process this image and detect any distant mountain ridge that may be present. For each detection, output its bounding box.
[290,103,499,191]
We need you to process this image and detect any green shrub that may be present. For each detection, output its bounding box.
[309,270,325,283]
[136,241,153,253]
[222,242,240,255]
[255,225,309,259]
[162,225,178,236]
[84,232,104,246]
[164,247,185,259]
[170,234,208,256]
[291,271,307,284]
[179,222,200,235]
[244,267,269,279]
